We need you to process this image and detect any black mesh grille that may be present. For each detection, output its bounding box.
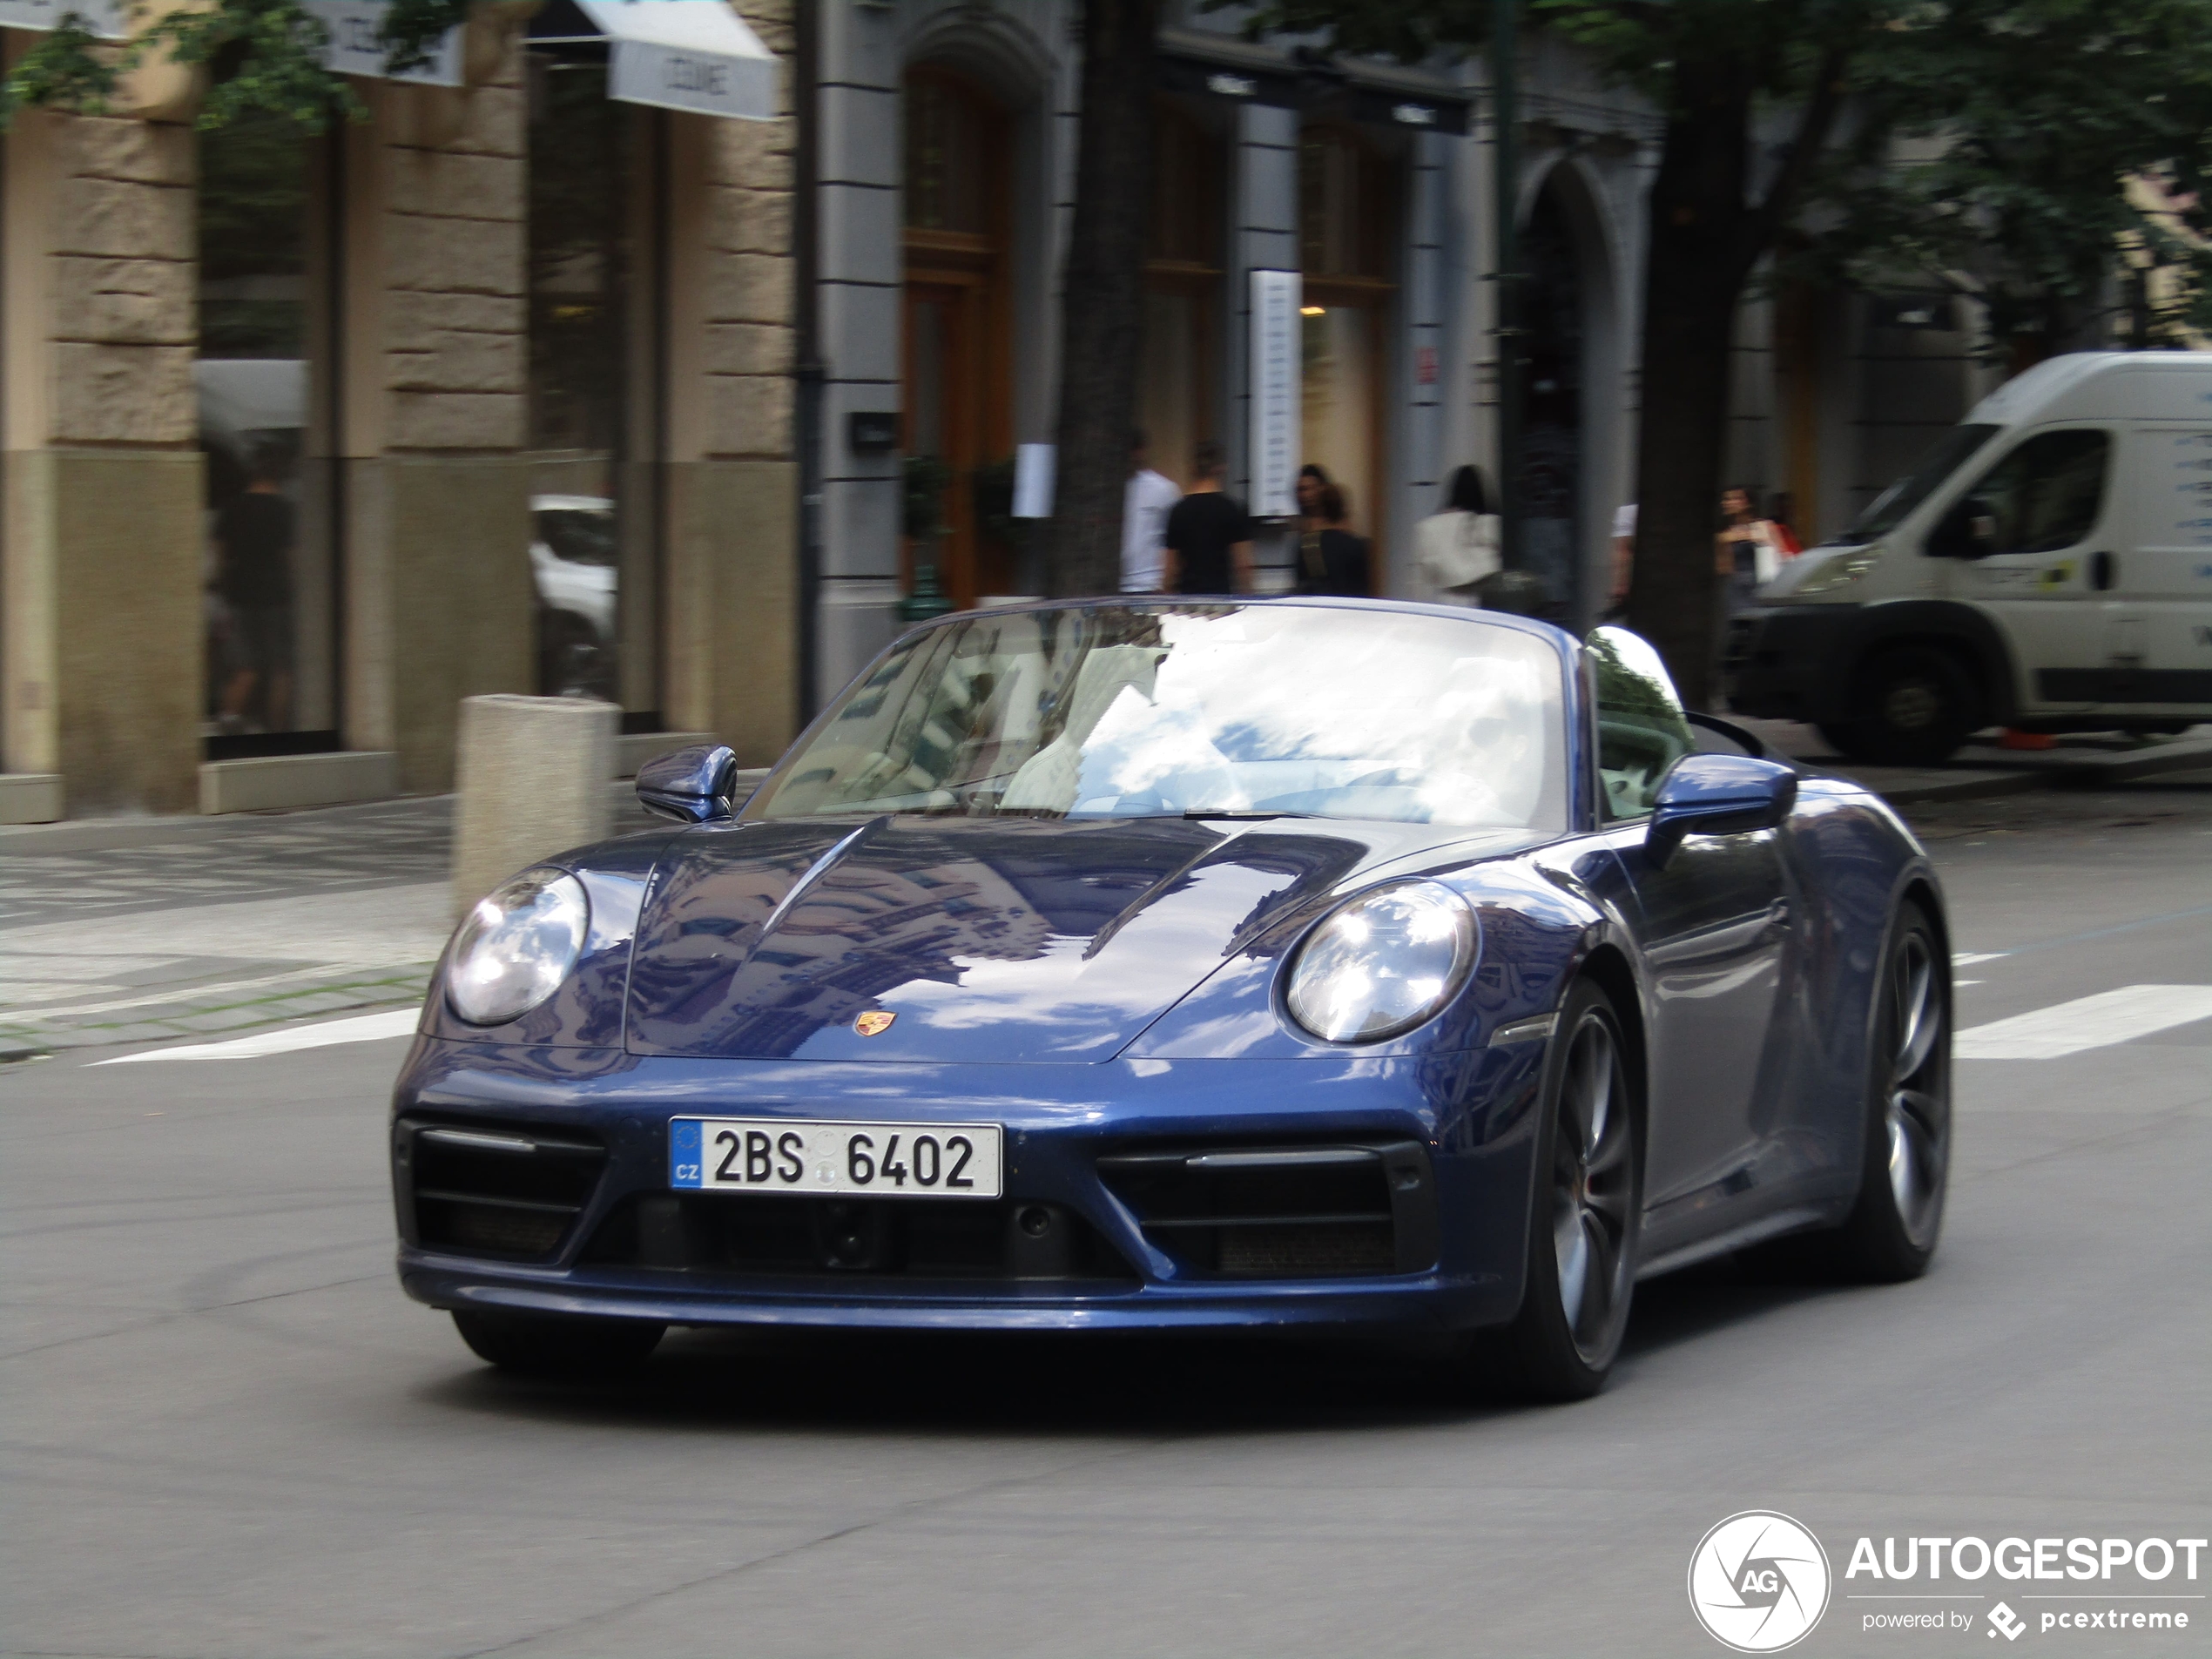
[396,1120,606,1263]
[1096,1141,1438,1278]
[582,1193,1139,1285]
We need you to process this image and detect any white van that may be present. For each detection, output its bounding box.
[1725,351,2212,763]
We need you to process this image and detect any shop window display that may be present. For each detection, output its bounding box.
[526,57,662,711]
[196,111,338,752]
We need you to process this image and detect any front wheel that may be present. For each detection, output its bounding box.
[1474,981,1642,1401]
[452,1309,665,1377]
[1843,645,1978,765]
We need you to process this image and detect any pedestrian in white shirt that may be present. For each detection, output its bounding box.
[1413,466,1502,605]
[1121,430,1181,594]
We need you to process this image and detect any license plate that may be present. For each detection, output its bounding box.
[669,1117,1003,1199]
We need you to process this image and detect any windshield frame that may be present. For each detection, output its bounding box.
[1823,421,2002,546]
[739,597,1579,835]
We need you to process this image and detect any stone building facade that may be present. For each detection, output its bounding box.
[1,0,799,821]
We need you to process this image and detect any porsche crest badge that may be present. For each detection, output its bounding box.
[853,1010,897,1037]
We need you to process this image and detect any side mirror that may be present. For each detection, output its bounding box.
[637,743,739,824]
[1645,753,1797,868]
[1931,495,1997,560]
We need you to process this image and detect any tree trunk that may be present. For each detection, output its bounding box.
[1624,66,1763,711]
[1043,0,1157,598]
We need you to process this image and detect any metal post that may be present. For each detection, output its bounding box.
[1492,0,1521,572]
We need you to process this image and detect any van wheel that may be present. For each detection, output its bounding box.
[1844,645,1977,765]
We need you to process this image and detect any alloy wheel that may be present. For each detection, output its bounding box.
[1552,1012,1635,1361]
[1884,931,1949,1249]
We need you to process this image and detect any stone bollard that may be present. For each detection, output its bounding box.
[452,695,617,920]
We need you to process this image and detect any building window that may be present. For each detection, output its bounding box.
[526,56,664,715]
[1298,125,1397,553]
[197,112,341,757]
[1139,99,1224,489]
[902,67,1011,608]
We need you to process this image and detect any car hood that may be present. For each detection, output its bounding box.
[624,814,1532,1062]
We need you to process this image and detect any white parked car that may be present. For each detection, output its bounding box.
[529,494,617,698]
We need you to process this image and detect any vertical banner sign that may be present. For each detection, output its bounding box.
[1249,270,1301,518]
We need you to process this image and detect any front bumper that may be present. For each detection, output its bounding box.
[1723,603,1864,724]
[391,1037,1545,1336]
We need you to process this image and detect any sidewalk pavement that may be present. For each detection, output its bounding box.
[0,784,674,1059]
[3,734,2207,1060]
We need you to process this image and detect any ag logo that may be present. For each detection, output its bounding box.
[853,1010,897,1036]
[1688,1511,1831,1652]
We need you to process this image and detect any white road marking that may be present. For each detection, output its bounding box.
[1952,952,2008,967]
[1955,985,2212,1061]
[93,1008,421,1065]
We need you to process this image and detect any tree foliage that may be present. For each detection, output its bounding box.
[0,0,469,131]
[1797,0,2212,354]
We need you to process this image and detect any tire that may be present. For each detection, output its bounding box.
[451,1309,665,1377]
[1774,899,1951,1281]
[1814,721,1868,761]
[1842,645,1978,765]
[1473,981,1643,1401]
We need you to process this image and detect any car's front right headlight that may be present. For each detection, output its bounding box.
[447,869,590,1025]
[1285,881,1477,1043]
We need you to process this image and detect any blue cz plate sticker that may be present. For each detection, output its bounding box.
[669,1116,1004,1199]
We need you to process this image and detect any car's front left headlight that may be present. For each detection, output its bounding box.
[447,869,590,1026]
[1286,881,1477,1043]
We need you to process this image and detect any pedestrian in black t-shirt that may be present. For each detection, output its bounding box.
[1163,440,1253,595]
[1295,483,1371,597]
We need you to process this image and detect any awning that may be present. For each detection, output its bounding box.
[529,0,778,121]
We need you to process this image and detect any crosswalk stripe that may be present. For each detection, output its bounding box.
[93,1008,421,1065]
[1955,985,2212,1061]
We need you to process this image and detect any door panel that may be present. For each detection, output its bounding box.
[1940,423,2114,713]
[1607,825,1790,1208]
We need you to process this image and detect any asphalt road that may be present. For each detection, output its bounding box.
[5,783,2209,1658]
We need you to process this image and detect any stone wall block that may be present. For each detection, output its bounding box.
[734,0,794,55]
[707,117,793,189]
[388,330,524,395]
[388,211,524,296]
[51,344,196,444]
[387,149,524,218]
[387,289,521,348]
[707,185,792,254]
[62,113,194,186]
[705,374,792,458]
[54,176,193,261]
[51,256,194,346]
[707,250,793,324]
[389,389,525,450]
[705,321,793,376]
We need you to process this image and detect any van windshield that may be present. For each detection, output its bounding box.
[1826,423,2000,545]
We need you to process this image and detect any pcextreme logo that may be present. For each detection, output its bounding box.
[1689,1511,1833,1652]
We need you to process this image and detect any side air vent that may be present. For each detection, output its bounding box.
[1095,1140,1440,1278]
[395,1120,607,1262]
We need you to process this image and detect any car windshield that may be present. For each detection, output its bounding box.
[752,603,1568,832]
[1826,422,2000,545]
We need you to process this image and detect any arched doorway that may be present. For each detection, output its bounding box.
[902,67,1012,609]
[1517,178,1583,617]
[1298,123,1397,564]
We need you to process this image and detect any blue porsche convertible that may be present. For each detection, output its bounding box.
[393,600,1951,1399]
